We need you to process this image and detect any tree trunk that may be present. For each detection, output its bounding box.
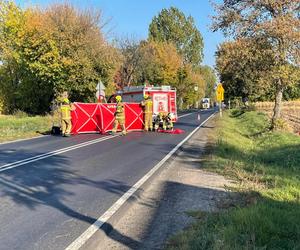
[271,83,284,130]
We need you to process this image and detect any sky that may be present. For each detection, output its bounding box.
[17,0,225,68]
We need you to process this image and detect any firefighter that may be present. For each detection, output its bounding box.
[165,113,174,130]
[140,94,153,131]
[111,95,126,136]
[154,112,167,131]
[59,91,74,137]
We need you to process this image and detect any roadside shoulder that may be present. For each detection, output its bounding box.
[99,116,233,250]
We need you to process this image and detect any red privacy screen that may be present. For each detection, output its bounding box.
[71,103,144,134]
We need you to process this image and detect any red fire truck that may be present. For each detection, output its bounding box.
[120,85,177,122]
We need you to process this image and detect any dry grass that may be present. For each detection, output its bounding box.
[255,101,300,132]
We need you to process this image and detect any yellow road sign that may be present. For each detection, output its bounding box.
[216,84,224,101]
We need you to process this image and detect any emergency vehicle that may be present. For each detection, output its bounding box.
[119,85,177,122]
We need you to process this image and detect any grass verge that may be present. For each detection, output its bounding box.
[0,114,52,143]
[166,110,300,250]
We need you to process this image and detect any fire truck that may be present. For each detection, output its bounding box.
[120,85,177,122]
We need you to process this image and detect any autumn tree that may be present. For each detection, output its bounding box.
[39,4,121,103]
[0,2,120,114]
[212,0,300,128]
[149,7,204,66]
[135,40,183,85]
[215,39,278,101]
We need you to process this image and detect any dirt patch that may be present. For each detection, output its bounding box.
[99,117,234,250]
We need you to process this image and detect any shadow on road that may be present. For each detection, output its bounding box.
[0,151,142,248]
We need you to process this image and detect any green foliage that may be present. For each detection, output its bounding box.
[167,111,300,249]
[0,2,120,114]
[117,38,207,108]
[197,65,216,99]
[176,64,205,107]
[284,83,300,100]
[149,6,204,66]
[213,0,300,127]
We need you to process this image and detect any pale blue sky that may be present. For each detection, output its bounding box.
[17,0,225,67]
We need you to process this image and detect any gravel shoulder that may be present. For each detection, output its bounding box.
[99,116,233,250]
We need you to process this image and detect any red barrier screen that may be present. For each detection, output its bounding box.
[71,103,144,134]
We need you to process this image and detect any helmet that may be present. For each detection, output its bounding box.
[144,94,149,99]
[115,95,122,102]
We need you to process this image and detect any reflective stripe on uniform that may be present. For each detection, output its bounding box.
[144,99,153,113]
[61,104,71,119]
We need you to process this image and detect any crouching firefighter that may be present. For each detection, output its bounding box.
[140,94,153,131]
[111,95,127,136]
[154,112,167,131]
[60,91,75,137]
[165,113,174,130]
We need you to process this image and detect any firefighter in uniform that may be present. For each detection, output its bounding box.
[111,95,126,135]
[140,94,153,131]
[154,112,167,131]
[59,91,74,137]
[165,113,174,130]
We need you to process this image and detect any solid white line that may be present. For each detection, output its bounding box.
[65,111,216,250]
[0,110,203,173]
[0,135,118,173]
[0,111,194,146]
[0,135,51,146]
[178,112,197,118]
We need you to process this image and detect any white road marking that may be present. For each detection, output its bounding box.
[0,135,51,146]
[178,112,197,118]
[0,111,207,173]
[65,112,216,250]
[0,135,118,173]
[0,110,205,146]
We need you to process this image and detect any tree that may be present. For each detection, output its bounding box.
[135,40,183,85]
[176,64,205,108]
[197,65,217,99]
[115,37,142,87]
[149,7,204,66]
[212,0,300,128]
[215,39,278,102]
[41,4,121,103]
[0,0,28,113]
[0,2,121,114]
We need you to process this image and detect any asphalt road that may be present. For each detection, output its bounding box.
[0,109,215,250]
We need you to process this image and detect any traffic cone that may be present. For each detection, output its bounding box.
[197,113,201,121]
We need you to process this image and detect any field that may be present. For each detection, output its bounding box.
[167,110,300,250]
[0,114,52,143]
[255,101,300,133]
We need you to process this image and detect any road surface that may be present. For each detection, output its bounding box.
[0,109,215,250]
